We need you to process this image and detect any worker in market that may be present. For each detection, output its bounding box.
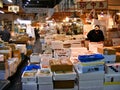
[0,25,11,42]
[86,25,104,42]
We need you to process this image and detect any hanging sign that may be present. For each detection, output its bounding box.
[0,0,3,8]
[8,5,19,13]
[77,1,108,9]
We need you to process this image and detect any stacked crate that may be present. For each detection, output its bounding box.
[75,54,105,90]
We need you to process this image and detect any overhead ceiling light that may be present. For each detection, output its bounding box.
[0,10,4,14]
[7,0,13,3]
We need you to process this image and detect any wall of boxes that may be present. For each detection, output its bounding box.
[21,34,120,90]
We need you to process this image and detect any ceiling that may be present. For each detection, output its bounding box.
[22,0,62,8]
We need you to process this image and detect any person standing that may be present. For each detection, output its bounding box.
[87,25,104,42]
[0,25,11,42]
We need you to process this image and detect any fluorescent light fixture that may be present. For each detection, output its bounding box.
[0,10,4,14]
[8,0,13,3]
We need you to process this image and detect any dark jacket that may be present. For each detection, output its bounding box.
[0,29,11,42]
[87,29,104,42]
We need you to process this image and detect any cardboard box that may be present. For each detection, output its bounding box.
[104,39,113,47]
[30,53,41,64]
[22,82,37,90]
[112,46,120,52]
[38,84,53,90]
[21,71,37,83]
[53,71,76,80]
[36,69,53,84]
[49,59,73,72]
[116,52,120,62]
[53,80,74,89]
[13,50,21,60]
[112,38,120,46]
[97,47,116,55]
[75,68,104,81]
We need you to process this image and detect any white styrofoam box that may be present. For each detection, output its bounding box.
[70,47,88,57]
[88,42,103,53]
[21,71,37,83]
[38,84,53,90]
[104,74,120,83]
[51,41,63,49]
[36,69,53,84]
[41,54,52,68]
[105,63,120,74]
[22,82,37,90]
[16,44,27,54]
[104,85,120,90]
[0,54,4,61]
[78,80,104,87]
[79,86,104,90]
[104,55,116,63]
[8,59,15,76]
[112,38,120,46]
[70,47,88,53]
[30,53,41,63]
[54,48,71,58]
[75,63,104,73]
[53,70,76,80]
[75,67,104,81]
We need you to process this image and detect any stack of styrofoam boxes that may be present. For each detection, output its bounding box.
[49,59,76,90]
[76,69,104,90]
[97,47,116,64]
[36,69,53,90]
[75,54,105,90]
[88,42,103,53]
[30,53,41,64]
[22,71,38,90]
[104,63,120,90]
[0,54,8,79]
[8,58,19,76]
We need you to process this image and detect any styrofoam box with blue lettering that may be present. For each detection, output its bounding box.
[76,64,104,73]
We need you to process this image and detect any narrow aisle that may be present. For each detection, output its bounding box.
[6,59,28,90]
